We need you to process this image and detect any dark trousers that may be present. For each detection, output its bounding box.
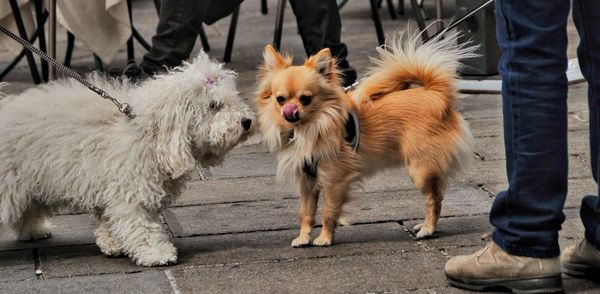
[143,0,209,71]
[142,0,356,85]
[288,0,353,74]
[490,0,600,258]
[142,0,239,72]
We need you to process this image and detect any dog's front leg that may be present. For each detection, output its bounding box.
[104,204,177,267]
[94,219,125,257]
[291,175,319,247]
[313,183,351,247]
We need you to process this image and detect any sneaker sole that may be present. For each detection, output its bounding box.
[446,274,563,294]
[562,262,600,278]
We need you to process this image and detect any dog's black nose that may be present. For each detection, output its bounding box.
[241,118,252,131]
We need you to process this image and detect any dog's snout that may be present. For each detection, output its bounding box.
[241,118,252,131]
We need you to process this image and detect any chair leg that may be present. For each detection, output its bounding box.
[198,25,210,52]
[33,0,48,81]
[261,0,268,14]
[273,0,286,50]
[94,54,104,72]
[9,0,41,84]
[132,27,151,51]
[153,0,161,15]
[126,0,135,63]
[386,0,397,19]
[435,0,444,31]
[0,23,44,81]
[411,0,428,39]
[64,32,75,68]
[223,4,240,63]
[369,0,385,45]
[337,0,350,9]
[397,0,404,15]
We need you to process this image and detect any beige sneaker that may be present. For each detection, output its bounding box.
[445,241,562,293]
[561,239,600,277]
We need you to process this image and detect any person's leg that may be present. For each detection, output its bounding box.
[445,0,569,292]
[561,0,600,277]
[574,0,600,250]
[141,0,210,74]
[288,0,356,87]
[489,0,570,259]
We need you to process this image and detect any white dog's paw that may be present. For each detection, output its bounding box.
[96,236,125,257]
[291,235,311,247]
[18,226,52,242]
[413,223,435,239]
[132,242,178,267]
[312,236,333,247]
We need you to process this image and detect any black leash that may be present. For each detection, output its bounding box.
[344,0,494,93]
[0,25,135,119]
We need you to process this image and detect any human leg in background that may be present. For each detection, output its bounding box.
[141,0,210,74]
[288,0,357,87]
[561,0,600,277]
[445,0,570,292]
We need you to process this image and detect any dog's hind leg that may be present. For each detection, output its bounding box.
[408,163,447,239]
[104,204,177,267]
[17,200,52,242]
[94,218,125,257]
[292,175,320,247]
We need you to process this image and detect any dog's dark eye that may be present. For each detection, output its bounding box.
[299,95,312,106]
[276,96,286,105]
[209,100,223,112]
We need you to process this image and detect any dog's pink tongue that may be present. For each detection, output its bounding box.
[281,103,298,118]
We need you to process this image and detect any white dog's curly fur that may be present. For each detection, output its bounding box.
[0,53,255,266]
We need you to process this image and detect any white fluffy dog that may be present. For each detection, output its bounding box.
[0,53,255,266]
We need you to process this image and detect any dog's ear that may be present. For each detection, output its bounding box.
[151,98,196,179]
[262,45,291,71]
[305,48,337,81]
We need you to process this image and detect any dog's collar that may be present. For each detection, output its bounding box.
[291,109,360,178]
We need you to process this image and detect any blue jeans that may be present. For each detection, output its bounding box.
[490,0,600,258]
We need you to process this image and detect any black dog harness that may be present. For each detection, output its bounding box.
[300,109,360,177]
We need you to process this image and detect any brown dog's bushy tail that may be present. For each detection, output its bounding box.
[352,29,478,103]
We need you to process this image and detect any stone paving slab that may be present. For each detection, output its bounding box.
[175,176,295,206]
[165,185,491,237]
[204,152,589,202]
[406,207,585,254]
[209,152,277,179]
[170,250,448,293]
[178,166,471,207]
[458,94,503,120]
[37,223,414,278]
[0,270,173,294]
[0,214,96,251]
[0,250,35,283]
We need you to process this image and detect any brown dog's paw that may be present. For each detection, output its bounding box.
[413,223,435,239]
[291,235,311,247]
[312,236,332,246]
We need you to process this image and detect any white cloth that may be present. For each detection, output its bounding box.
[0,0,132,63]
[56,0,131,63]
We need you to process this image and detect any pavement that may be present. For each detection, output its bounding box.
[1,0,600,293]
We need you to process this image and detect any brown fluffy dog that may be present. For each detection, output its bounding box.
[255,31,477,247]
